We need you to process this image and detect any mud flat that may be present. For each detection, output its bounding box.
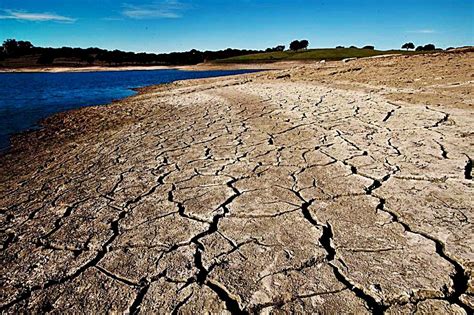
[1,51,473,314]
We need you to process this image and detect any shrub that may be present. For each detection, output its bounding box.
[423,44,435,51]
[275,45,285,51]
[415,44,436,52]
[37,53,55,65]
[266,45,285,52]
[80,54,95,65]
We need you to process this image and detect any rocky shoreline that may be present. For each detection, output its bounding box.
[1,51,473,313]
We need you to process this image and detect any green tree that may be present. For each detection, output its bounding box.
[300,40,309,50]
[2,39,18,55]
[290,40,309,51]
[290,40,301,51]
[402,42,415,50]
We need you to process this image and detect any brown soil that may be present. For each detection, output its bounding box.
[1,51,473,314]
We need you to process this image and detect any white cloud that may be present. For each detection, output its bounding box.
[407,29,436,34]
[102,17,125,21]
[0,9,76,22]
[122,1,186,19]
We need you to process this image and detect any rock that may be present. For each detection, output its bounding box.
[342,57,357,63]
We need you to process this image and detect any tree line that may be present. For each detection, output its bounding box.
[336,42,441,52]
[335,45,375,50]
[401,42,439,51]
[0,38,449,67]
[0,38,323,66]
[0,39,275,66]
[0,38,316,67]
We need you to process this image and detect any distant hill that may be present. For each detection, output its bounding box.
[213,48,423,63]
[0,39,264,68]
[1,39,449,69]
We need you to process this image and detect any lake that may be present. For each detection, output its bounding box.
[0,69,259,151]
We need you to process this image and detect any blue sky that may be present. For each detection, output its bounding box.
[0,0,472,52]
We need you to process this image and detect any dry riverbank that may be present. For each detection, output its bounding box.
[0,62,280,73]
[0,65,174,73]
[1,51,473,313]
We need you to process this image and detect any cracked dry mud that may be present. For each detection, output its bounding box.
[1,52,473,314]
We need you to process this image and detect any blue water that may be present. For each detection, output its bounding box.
[0,69,259,151]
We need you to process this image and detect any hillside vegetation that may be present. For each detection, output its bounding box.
[0,39,264,68]
[214,48,421,63]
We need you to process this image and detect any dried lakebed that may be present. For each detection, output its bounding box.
[1,52,473,314]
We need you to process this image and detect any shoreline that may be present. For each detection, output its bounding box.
[1,52,473,313]
[0,62,282,73]
[0,68,268,154]
[0,65,175,73]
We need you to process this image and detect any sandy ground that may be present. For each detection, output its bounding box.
[0,51,473,314]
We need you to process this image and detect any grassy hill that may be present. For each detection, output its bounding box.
[214,48,420,63]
